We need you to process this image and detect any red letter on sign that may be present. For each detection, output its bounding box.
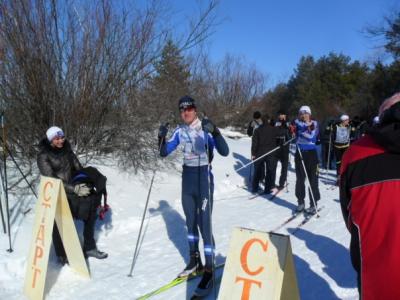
[235,276,262,300]
[35,224,45,247]
[33,245,43,267]
[43,181,53,208]
[31,266,41,289]
[240,238,268,276]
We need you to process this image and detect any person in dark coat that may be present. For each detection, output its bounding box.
[37,126,107,264]
[320,118,336,170]
[251,114,280,194]
[340,93,400,299]
[247,111,263,137]
[351,116,368,141]
[274,110,291,190]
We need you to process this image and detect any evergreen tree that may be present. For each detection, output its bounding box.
[151,40,191,122]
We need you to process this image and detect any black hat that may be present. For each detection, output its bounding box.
[277,109,287,115]
[253,111,261,119]
[178,96,196,110]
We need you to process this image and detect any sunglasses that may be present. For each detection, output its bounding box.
[180,106,196,113]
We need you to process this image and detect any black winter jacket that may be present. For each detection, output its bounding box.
[37,138,82,193]
[251,124,280,158]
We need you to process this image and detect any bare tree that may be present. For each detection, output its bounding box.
[0,0,220,172]
[190,53,267,126]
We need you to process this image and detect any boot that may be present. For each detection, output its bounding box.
[193,269,213,297]
[305,206,317,215]
[85,248,108,259]
[58,256,69,266]
[295,204,305,213]
[177,251,203,278]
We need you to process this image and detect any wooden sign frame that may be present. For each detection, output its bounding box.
[24,176,90,300]
[218,227,300,300]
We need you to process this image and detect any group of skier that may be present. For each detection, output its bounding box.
[246,92,400,300]
[247,104,379,214]
[248,105,321,214]
[35,91,400,299]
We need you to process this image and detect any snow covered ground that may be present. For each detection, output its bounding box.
[0,131,358,299]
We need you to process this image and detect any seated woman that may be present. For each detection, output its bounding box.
[37,126,107,264]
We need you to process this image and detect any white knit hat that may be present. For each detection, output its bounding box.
[299,105,311,115]
[46,126,65,142]
[340,114,349,121]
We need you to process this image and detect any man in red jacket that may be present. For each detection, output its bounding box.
[340,92,400,300]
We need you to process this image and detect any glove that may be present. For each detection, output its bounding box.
[308,122,315,131]
[289,124,296,135]
[202,118,218,134]
[99,204,110,220]
[158,123,169,139]
[158,123,169,147]
[74,183,91,197]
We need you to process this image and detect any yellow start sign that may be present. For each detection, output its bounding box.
[24,176,90,300]
[218,227,300,300]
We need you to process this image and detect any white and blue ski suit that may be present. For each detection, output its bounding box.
[294,119,321,207]
[160,118,229,268]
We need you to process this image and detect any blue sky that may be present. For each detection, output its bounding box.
[171,0,398,86]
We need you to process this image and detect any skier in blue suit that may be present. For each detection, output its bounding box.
[158,96,229,297]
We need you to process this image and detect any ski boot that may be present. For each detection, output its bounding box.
[305,206,317,215]
[177,251,204,278]
[192,269,213,298]
[295,204,305,213]
[85,248,108,259]
[58,256,69,266]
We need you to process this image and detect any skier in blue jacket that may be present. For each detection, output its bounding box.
[158,96,229,296]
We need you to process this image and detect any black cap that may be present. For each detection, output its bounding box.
[253,111,261,119]
[277,109,287,115]
[178,96,196,110]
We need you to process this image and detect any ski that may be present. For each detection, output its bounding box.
[268,183,289,201]
[326,185,338,191]
[190,271,224,300]
[248,191,264,200]
[271,210,303,232]
[248,183,290,201]
[291,206,324,234]
[137,263,224,300]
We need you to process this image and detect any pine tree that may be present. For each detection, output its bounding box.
[151,40,191,122]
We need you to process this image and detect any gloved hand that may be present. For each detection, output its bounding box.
[74,183,91,197]
[289,124,296,135]
[99,204,110,220]
[202,118,218,134]
[158,123,169,139]
[308,122,315,132]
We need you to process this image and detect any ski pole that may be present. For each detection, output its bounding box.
[226,137,295,177]
[1,114,12,252]
[128,124,169,277]
[326,125,333,178]
[127,170,156,277]
[0,166,6,234]
[295,144,320,218]
[203,125,217,300]
[248,163,252,186]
